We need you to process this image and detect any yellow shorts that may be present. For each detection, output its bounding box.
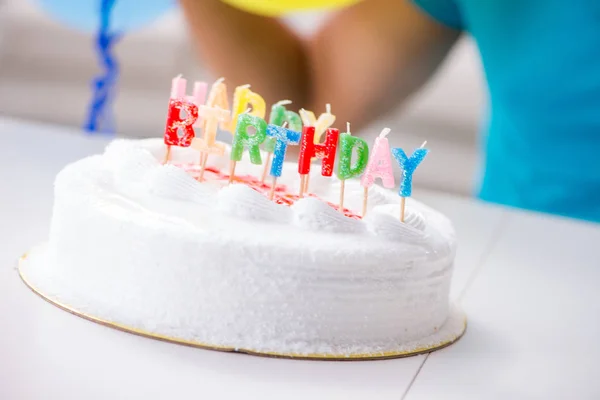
[221,0,360,16]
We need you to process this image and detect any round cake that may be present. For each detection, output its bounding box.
[19,139,465,359]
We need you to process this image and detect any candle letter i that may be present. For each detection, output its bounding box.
[391,141,429,222]
[229,113,268,183]
[337,123,369,211]
[262,100,303,183]
[265,123,301,200]
[360,128,395,216]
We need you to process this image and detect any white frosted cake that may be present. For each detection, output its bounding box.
[20,139,465,359]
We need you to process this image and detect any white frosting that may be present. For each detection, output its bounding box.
[32,139,459,356]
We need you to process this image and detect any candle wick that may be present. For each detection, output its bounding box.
[326,103,331,114]
[241,84,251,89]
[282,121,289,128]
[176,73,182,79]
[347,122,351,135]
[380,128,391,138]
[420,140,427,148]
[214,77,225,85]
[277,100,293,106]
[243,107,252,114]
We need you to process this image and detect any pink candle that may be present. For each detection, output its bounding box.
[361,128,395,189]
[170,74,187,99]
[191,81,207,106]
[172,75,208,105]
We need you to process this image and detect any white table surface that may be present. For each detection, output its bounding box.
[0,117,599,399]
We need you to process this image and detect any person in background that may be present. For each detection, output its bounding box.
[180,0,600,223]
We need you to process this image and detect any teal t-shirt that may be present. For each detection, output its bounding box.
[413,0,600,223]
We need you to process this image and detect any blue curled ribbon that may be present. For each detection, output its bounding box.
[84,0,121,134]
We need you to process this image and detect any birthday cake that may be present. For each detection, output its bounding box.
[19,77,465,360]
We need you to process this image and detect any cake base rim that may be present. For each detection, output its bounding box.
[18,245,467,361]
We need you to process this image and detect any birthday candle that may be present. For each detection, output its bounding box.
[191,105,230,156]
[191,81,208,106]
[299,104,336,144]
[170,74,187,99]
[190,105,229,181]
[299,108,315,126]
[205,78,228,109]
[205,78,230,131]
[266,123,301,177]
[190,81,208,130]
[171,75,207,107]
[391,143,429,198]
[359,128,395,216]
[298,126,340,177]
[164,98,199,147]
[338,133,369,180]
[337,123,369,211]
[360,128,395,189]
[265,100,303,153]
[228,85,266,132]
[231,113,268,165]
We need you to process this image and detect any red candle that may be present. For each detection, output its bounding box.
[164,98,199,147]
[298,126,339,177]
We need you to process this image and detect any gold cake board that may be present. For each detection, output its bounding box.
[18,250,467,361]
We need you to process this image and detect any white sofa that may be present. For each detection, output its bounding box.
[0,1,485,196]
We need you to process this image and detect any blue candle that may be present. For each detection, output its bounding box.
[265,101,303,153]
[265,123,301,178]
[391,144,429,198]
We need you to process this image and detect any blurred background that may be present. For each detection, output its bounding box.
[0,0,486,196]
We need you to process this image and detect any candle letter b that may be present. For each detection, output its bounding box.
[164,99,199,147]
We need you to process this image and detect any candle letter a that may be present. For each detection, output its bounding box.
[360,128,395,188]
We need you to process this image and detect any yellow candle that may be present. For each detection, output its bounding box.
[299,104,336,144]
[227,85,266,132]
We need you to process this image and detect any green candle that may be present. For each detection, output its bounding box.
[337,130,369,180]
[231,113,267,164]
[265,101,303,153]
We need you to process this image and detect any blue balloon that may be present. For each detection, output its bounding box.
[35,0,175,32]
